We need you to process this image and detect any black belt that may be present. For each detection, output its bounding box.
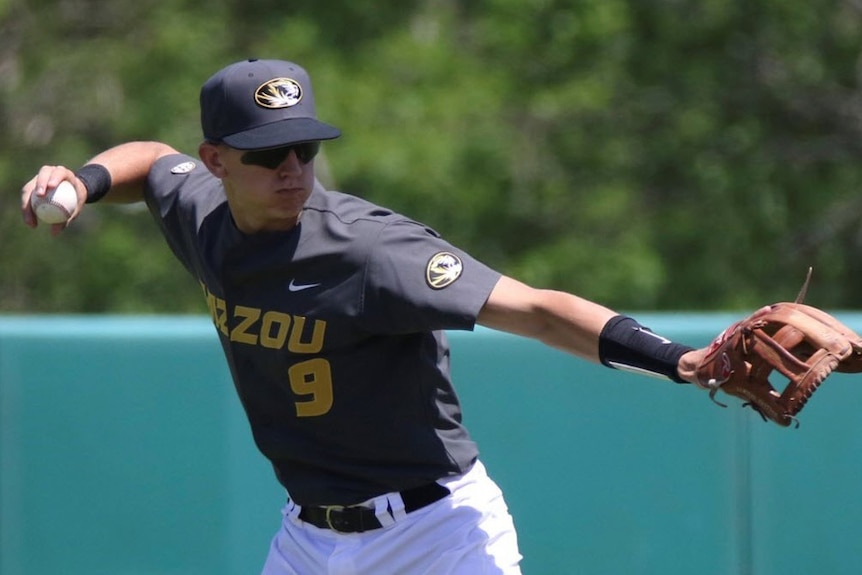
[298,482,450,533]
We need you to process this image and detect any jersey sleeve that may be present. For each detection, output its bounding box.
[143,154,225,278]
[360,219,501,334]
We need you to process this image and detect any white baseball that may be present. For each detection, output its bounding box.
[31,180,78,224]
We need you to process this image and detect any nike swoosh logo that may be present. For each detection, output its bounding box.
[288,279,322,292]
[634,327,672,344]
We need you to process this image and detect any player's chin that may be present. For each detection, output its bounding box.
[269,193,308,219]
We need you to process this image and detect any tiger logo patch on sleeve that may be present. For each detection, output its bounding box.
[425,252,463,289]
[170,161,196,174]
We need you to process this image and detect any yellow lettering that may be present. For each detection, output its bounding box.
[289,358,333,417]
[230,306,260,345]
[260,311,292,349]
[201,283,227,336]
[215,298,228,336]
[287,316,326,354]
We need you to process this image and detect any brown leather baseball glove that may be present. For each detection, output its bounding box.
[695,273,862,427]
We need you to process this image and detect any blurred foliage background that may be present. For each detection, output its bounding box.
[3,0,862,313]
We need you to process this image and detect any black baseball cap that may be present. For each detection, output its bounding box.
[200,59,341,150]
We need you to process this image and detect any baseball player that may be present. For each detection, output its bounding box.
[21,59,711,574]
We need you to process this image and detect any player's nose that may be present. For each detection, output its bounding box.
[276,150,303,177]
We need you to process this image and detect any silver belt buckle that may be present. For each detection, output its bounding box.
[324,505,347,532]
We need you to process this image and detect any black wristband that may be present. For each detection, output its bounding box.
[598,315,694,383]
[75,164,112,204]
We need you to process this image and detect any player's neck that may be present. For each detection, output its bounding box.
[231,213,301,235]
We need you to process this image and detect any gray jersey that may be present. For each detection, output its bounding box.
[144,154,502,505]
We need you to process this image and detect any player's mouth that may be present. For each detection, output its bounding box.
[276,186,305,195]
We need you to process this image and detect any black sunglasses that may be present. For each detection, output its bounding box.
[240,142,321,169]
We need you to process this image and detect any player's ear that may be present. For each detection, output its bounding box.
[198,141,228,178]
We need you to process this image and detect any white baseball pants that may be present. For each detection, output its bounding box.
[260,460,523,574]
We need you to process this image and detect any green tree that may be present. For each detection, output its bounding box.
[3,0,862,313]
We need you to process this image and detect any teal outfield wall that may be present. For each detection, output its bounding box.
[2,315,862,575]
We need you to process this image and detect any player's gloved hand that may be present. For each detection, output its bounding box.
[693,297,862,427]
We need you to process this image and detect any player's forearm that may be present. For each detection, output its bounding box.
[480,275,698,382]
[522,299,699,383]
[479,276,616,362]
[525,290,616,361]
[80,141,178,203]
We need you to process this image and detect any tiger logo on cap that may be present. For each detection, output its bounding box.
[255,78,302,109]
